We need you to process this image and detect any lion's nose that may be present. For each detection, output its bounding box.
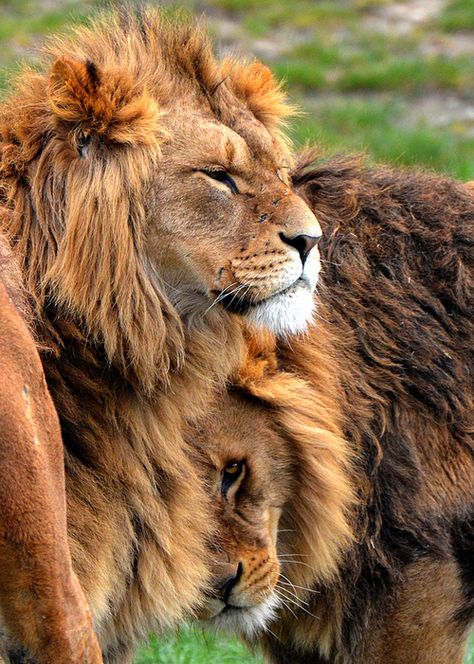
[279,232,322,265]
[215,562,243,603]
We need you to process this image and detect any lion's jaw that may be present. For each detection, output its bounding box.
[147,109,321,336]
[240,253,319,336]
[202,593,281,638]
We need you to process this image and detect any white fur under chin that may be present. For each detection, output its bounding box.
[245,284,315,337]
[204,594,281,639]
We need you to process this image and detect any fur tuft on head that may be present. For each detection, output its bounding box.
[49,56,164,146]
[221,59,297,129]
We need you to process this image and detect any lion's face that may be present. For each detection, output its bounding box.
[189,390,293,636]
[146,104,321,335]
[0,10,321,388]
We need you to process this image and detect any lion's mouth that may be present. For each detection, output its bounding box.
[214,277,310,315]
[202,594,281,637]
[221,604,246,614]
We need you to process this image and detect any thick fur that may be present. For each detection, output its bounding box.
[0,239,102,664]
[0,8,321,660]
[189,330,353,637]
[195,157,474,662]
[259,156,474,663]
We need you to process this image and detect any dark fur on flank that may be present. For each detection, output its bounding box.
[258,155,474,663]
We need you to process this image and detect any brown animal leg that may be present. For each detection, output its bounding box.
[0,284,102,664]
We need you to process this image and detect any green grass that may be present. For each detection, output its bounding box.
[132,629,474,663]
[133,628,474,663]
[291,99,474,180]
[133,628,263,664]
[210,0,355,29]
[338,54,473,92]
[0,0,96,42]
[274,31,473,93]
[1,0,473,179]
[467,634,474,664]
[439,0,474,31]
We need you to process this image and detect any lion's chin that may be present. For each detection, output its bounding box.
[245,282,316,337]
[202,594,281,639]
[165,278,315,335]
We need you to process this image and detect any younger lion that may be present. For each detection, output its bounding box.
[195,156,474,663]
[189,328,352,638]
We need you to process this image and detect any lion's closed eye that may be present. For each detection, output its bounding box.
[199,168,239,194]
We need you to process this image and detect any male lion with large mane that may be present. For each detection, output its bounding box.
[193,156,474,663]
[0,7,321,662]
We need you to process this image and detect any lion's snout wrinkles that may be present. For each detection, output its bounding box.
[214,548,280,608]
[214,193,322,317]
[234,549,280,606]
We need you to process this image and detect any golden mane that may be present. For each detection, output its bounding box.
[0,7,306,655]
[0,7,293,393]
[235,326,354,587]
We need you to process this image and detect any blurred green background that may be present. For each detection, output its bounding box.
[1,0,473,179]
[1,0,472,661]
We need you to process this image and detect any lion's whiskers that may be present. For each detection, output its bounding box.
[276,585,310,607]
[275,589,317,619]
[279,581,319,595]
[273,589,297,618]
[277,558,313,570]
[203,281,250,315]
[274,587,316,618]
[278,575,319,595]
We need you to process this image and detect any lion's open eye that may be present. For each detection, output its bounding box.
[201,168,239,194]
[221,460,245,496]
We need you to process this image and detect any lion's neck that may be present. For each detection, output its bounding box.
[40,306,244,459]
[39,307,244,646]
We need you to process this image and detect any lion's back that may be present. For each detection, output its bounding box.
[296,159,473,442]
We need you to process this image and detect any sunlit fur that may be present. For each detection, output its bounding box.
[0,7,320,660]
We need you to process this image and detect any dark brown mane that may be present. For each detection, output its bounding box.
[254,155,474,662]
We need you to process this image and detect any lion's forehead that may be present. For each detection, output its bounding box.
[165,109,288,179]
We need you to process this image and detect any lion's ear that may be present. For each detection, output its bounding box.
[49,57,163,146]
[221,59,297,128]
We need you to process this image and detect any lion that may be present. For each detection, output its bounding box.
[189,326,353,639]
[0,238,102,664]
[192,156,474,663]
[0,7,322,661]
